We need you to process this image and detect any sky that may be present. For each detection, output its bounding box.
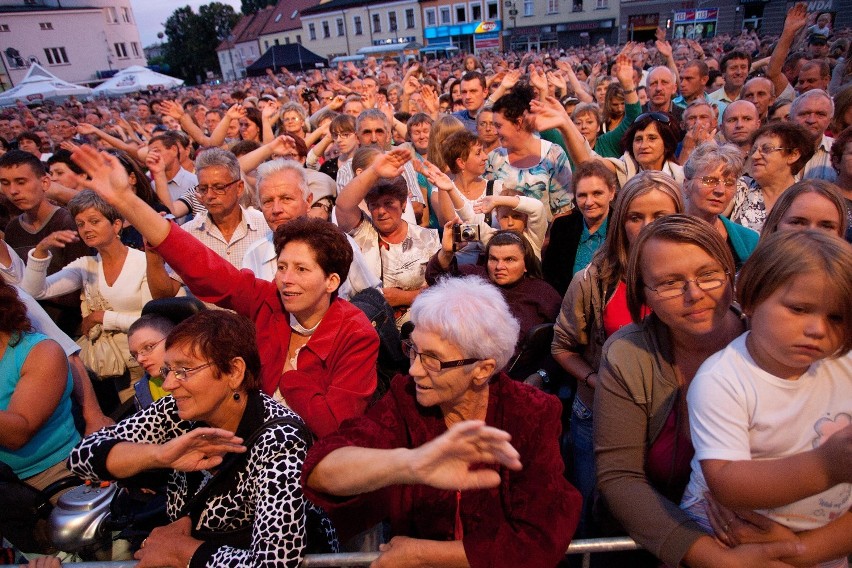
[131,0,242,47]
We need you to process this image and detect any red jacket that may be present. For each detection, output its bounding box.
[155,223,379,437]
[303,373,581,567]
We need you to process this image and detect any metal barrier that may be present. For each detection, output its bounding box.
[56,537,641,568]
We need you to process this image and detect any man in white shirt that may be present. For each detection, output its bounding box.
[147,132,197,223]
[790,89,836,182]
[242,159,380,299]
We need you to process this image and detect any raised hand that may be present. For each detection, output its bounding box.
[529,64,548,95]
[370,148,412,179]
[76,123,99,136]
[656,38,673,59]
[408,420,522,491]
[34,230,79,258]
[546,71,567,93]
[783,2,808,35]
[416,159,454,191]
[613,54,635,86]
[154,427,245,472]
[473,195,496,215]
[420,84,439,116]
[529,97,571,132]
[145,149,165,176]
[158,100,184,120]
[71,145,134,206]
[225,104,246,121]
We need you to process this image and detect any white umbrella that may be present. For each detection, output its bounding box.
[93,65,184,97]
[0,63,92,106]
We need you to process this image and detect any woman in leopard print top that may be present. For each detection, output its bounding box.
[68,310,336,568]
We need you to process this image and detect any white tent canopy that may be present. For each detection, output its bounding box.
[0,63,92,107]
[93,65,183,97]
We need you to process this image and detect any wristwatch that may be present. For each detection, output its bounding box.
[536,369,550,384]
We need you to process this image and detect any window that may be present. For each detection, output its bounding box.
[296,34,301,43]
[121,7,131,23]
[548,0,558,13]
[573,0,583,11]
[523,0,534,16]
[0,24,9,32]
[354,15,363,35]
[455,4,467,23]
[264,40,269,49]
[372,13,381,33]
[105,7,118,23]
[322,20,330,38]
[274,38,280,45]
[596,0,607,8]
[43,46,69,65]
[337,18,344,36]
[114,42,128,58]
[275,13,282,22]
[424,8,437,26]
[39,22,53,30]
[470,2,482,21]
[131,42,140,57]
[439,6,452,24]
[405,8,415,28]
[486,0,499,19]
[308,23,316,41]
[388,11,397,31]
[285,36,290,44]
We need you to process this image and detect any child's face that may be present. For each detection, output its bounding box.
[496,207,528,232]
[746,272,845,380]
[777,192,842,238]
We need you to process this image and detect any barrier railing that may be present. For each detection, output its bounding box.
[54,537,641,568]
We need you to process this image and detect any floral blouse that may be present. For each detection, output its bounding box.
[730,177,766,232]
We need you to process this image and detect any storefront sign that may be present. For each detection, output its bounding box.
[674,9,718,38]
[425,20,502,39]
[627,13,660,31]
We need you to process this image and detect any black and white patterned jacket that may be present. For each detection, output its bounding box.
[68,391,335,567]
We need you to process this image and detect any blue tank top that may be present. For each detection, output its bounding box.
[0,332,80,478]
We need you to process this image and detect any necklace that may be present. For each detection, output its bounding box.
[289,313,320,336]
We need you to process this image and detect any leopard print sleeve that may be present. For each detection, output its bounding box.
[68,396,191,482]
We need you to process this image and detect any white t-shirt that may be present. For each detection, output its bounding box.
[682,333,852,532]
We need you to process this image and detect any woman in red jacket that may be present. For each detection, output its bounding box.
[71,145,379,438]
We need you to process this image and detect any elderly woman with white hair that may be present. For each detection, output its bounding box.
[683,142,759,269]
[303,275,581,568]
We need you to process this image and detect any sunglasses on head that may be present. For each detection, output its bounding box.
[636,112,671,124]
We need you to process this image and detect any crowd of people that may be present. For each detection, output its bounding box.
[1,2,851,566]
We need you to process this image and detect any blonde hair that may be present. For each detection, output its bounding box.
[737,230,852,355]
[426,114,466,172]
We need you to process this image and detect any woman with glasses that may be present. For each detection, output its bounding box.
[278,102,309,141]
[731,122,814,232]
[71,145,379,439]
[683,142,759,269]
[425,228,561,379]
[303,276,581,568]
[594,215,800,567]
[21,190,153,388]
[69,310,337,568]
[551,171,683,537]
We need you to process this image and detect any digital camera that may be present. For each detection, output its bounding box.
[452,223,480,243]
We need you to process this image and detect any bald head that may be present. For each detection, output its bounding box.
[722,100,760,149]
[647,66,677,112]
[741,77,775,120]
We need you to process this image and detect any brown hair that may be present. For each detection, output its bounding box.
[759,180,848,241]
[442,130,481,174]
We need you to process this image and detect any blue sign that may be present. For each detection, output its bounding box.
[424,20,502,38]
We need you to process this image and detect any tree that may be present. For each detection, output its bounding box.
[240,0,276,16]
[162,3,239,84]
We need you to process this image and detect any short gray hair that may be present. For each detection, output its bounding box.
[410,275,520,372]
[790,88,834,119]
[68,189,121,224]
[683,141,745,180]
[255,159,310,200]
[572,102,601,123]
[195,147,241,180]
[356,108,390,133]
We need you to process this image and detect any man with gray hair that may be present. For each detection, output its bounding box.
[147,148,270,298]
[242,158,380,299]
[741,77,776,123]
[790,89,836,182]
[644,66,683,123]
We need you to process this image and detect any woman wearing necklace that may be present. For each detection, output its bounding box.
[71,145,379,438]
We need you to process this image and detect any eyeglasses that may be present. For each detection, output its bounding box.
[194,179,240,196]
[159,362,214,382]
[130,337,165,363]
[645,271,730,299]
[333,132,355,140]
[749,144,790,156]
[636,112,671,124]
[401,340,480,372]
[698,176,737,188]
[477,121,496,130]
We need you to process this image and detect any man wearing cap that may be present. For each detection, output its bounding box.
[242,159,379,297]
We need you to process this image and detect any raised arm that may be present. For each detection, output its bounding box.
[767,3,808,98]
[336,148,412,233]
[76,123,140,157]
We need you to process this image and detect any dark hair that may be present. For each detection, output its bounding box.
[442,130,481,174]
[0,149,47,177]
[720,50,752,73]
[621,112,681,163]
[759,180,849,240]
[602,83,625,125]
[242,108,263,140]
[47,149,85,175]
[17,131,41,147]
[128,313,175,338]
[485,230,542,279]
[572,161,617,194]
[272,217,352,298]
[107,149,162,210]
[830,126,852,174]
[0,279,33,344]
[406,112,433,131]
[364,175,408,207]
[492,83,535,125]
[460,71,487,90]
[767,99,791,121]
[149,131,181,150]
[750,121,814,175]
[229,139,262,157]
[329,113,356,137]
[166,310,262,392]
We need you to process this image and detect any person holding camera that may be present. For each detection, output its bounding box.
[335,148,439,329]
[426,223,560,380]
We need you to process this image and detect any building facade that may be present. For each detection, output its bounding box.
[0,0,145,87]
[217,7,275,81]
[420,0,504,53]
[300,0,423,60]
[257,0,316,54]
[501,0,619,51]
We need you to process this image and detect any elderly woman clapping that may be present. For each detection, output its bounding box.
[303,276,581,568]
